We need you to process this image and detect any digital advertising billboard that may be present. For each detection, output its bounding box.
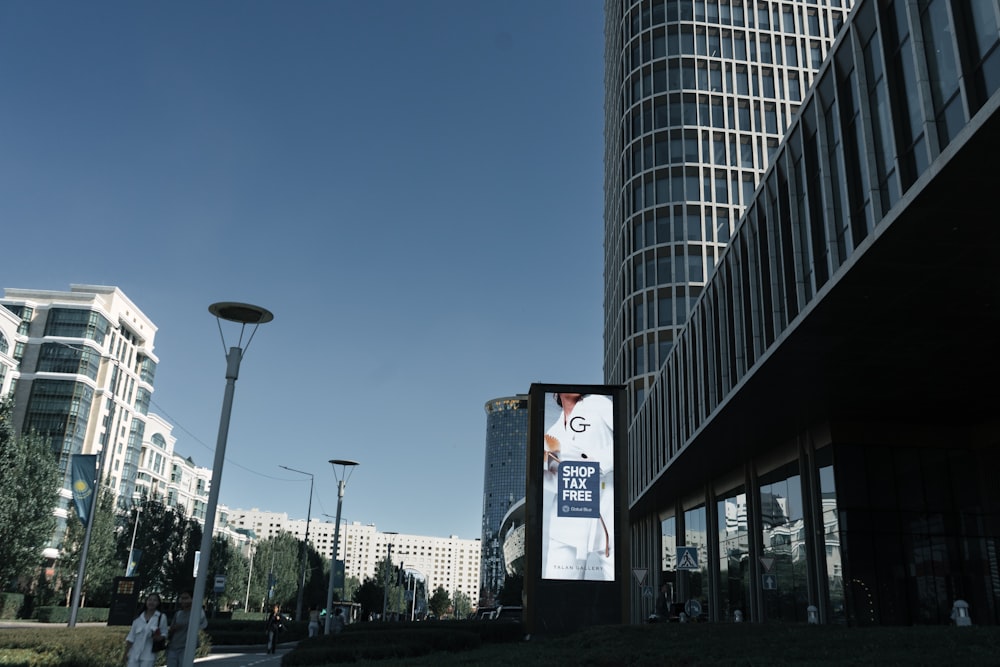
[524,383,627,634]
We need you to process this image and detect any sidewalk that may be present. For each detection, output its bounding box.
[0,620,107,628]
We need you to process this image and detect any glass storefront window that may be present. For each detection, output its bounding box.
[817,446,845,623]
[718,488,750,621]
[661,515,677,605]
[759,462,808,621]
[684,505,709,615]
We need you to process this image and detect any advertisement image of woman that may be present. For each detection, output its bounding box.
[541,392,615,581]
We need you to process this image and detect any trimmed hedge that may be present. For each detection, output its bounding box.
[282,627,482,665]
[201,617,308,645]
[34,607,109,623]
[279,620,525,665]
[0,626,212,667]
[0,593,24,620]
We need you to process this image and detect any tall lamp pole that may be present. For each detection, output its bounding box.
[244,533,256,612]
[324,459,359,634]
[182,302,272,667]
[280,465,314,622]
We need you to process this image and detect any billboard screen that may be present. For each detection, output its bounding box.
[541,391,616,581]
[524,383,627,635]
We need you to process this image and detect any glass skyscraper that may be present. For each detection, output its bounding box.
[603,0,851,413]
[603,0,1000,626]
[479,395,528,606]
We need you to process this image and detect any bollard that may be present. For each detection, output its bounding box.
[733,609,743,623]
[951,599,972,626]
[807,605,819,624]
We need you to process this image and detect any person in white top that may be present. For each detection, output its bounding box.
[124,593,169,667]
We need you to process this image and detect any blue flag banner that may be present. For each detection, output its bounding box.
[70,454,97,523]
[126,549,142,577]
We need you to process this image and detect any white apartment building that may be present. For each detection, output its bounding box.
[1,284,246,556]
[229,509,481,603]
[0,305,20,399]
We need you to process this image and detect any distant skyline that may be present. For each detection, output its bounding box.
[0,1,605,538]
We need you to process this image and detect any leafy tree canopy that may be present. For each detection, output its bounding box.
[59,488,119,606]
[0,400,61,591]
[428,585,450,618]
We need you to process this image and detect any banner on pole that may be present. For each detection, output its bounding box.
[126,549,142,577]
[70,454,97,523]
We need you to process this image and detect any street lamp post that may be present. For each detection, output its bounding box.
[182,302,272,667]
[279,465,314,622]
[244,535,255,612]
[324,459,359,634]
[125,499,146,577]
[64,339,119,628]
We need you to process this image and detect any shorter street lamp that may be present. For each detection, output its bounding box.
[325,459,359,634]
[279,465,314,622]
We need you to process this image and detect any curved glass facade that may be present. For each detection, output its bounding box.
[606,0,1000,626]
[603,0,849,413]
[480,395,528,606]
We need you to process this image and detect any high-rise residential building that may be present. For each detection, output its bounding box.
[228,510,481,606]
[479,395,528,606]
[0,306,19,398]
[603,0,851,413]
[604,0,1000,627]
[2,285,160,552]
[0,283,243,560]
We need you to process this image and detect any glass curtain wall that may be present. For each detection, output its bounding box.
[717,488,749,621]
[759,462,808,621]
[684,505,709,615]
[661,515,677,606]
[816,447,845,622]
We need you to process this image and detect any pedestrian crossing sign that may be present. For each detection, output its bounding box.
[676,546,699,571]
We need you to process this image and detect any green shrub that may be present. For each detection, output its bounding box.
[0,626,212,666]
[282,626,482,665]
[203,617,307,645]
[33,607,109,623]
[0,593,24,620]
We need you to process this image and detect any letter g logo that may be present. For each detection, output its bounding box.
[569,416,590,433]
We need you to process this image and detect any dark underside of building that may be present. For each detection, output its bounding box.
[633,94,1000,626]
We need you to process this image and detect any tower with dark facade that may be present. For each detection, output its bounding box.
[479,395,528,606]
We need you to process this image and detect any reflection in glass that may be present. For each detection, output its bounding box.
[818,453,845,623]
[718,489,749,621]
[661,515,677,606]
[685,505,709,614]
[759,464,808,621]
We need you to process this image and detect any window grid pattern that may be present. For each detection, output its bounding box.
[614,0,1000,503]
[604,0,851,418]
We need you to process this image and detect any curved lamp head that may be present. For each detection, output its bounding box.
[330,459,360,467]
[329,459,359,485]
[209,302,274,324]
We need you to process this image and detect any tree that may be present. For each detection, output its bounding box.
[0,400,60,592]
[116,500,193,598]
[353,577,383,620]
[453,590,473,619]
[428,585,450,618]
[246,533,300,612]
[343,575,361,603]
[208,534,250,611]
[57,487,120,606]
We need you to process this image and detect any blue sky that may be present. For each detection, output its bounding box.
[0,1,606,540]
